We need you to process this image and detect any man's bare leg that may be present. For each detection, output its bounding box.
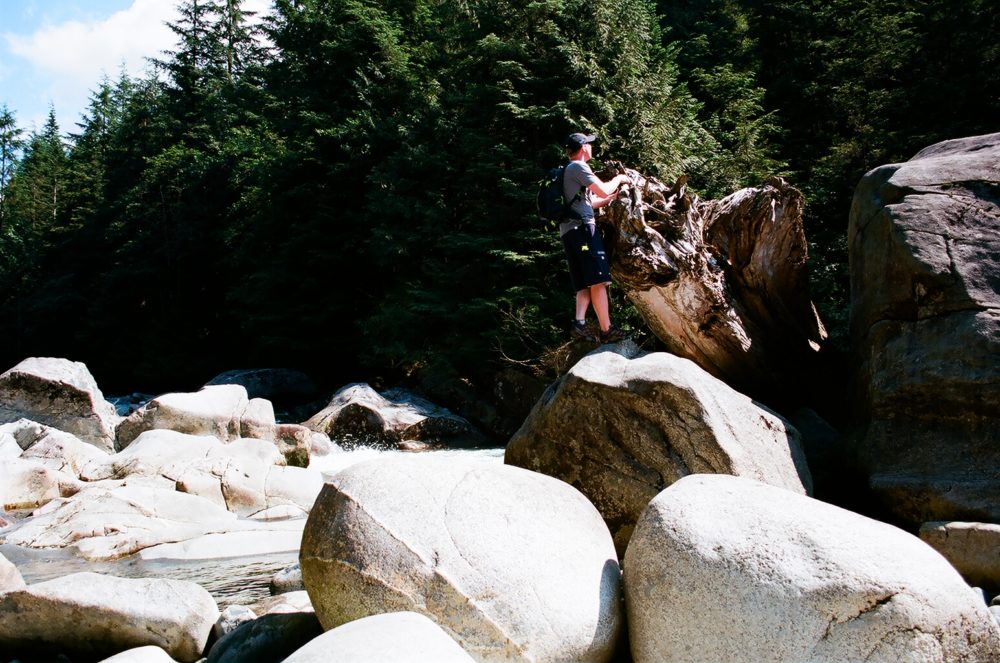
[590,283,612,332]
[575,289,591,321]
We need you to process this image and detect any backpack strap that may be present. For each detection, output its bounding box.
[561,164,585,221]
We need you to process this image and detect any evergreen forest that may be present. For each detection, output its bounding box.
[0,0,997,405]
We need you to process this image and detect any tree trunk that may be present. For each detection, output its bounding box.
[599,163,829,403]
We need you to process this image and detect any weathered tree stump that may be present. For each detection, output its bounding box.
[598,163,829,402]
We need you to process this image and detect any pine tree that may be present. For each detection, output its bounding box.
[0,105,24,232]
[6,108,67,235]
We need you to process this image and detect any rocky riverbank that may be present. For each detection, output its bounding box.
[3,132,1000,662]
[1,348,997,662]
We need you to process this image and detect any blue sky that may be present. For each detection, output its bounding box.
[0,0,270,136]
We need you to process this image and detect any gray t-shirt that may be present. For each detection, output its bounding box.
[559,160,601,236]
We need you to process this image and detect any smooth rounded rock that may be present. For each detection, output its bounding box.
[300,455,621,663]
[206,611,322,663]
[270,562,304,594]
[97,646,179,662]
[1,485,237,560]
[303,383,485,448]
[0,457,77,510]
[0,552,25,593]
[283,612,476,663]
[919,521,1000,592]
[0,572,218,662]
[213,604,257,640]
[20,425,111,477]
[507,347,811,554]
[624,474,1000,663]
[116,384,275,449]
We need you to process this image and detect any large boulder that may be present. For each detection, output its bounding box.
[205,368,318,402]
[117,385,276,449]
[0,357,121,452]
[0,552,25,593]
[78,430,321,516]
[205,611,323,663]
[0,457,79,510]
[624,474,1000,663]
[98,646,179,663]
[81,429,285,480]
[849,132,1000,526]
[19,422,111,477]
[283,612,477,663]
[274,423,313,467]
[0,484,238,560]
[303,383,487,448]
[506,346,811,554]
[299,455,622,663]
[138,519,306,560]
[919,521,1000,592]
[0,572,218,662]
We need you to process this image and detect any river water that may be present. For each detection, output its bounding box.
[2,445,505,609]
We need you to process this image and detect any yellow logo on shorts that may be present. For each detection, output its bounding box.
[581,245,589,252]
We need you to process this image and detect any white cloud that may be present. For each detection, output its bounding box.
[5,0,177,81]
[3,0,274,130]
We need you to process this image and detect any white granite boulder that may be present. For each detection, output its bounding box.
[0,431,20,458]
[300,455,622,663]
[116,384,276,449]
[0,457,79,510]
[0,552,25,593]
[270,562,304,594]
[624,474,1000,662]
[19,423,111,477]
[138,518,306,560]
[0,572,218,662]
[919,521,1000,591]
[0,357,121,451]
[78,429,321,516]
[0,484,238,560]
[507,347,811,554]
[283,612,476,663]
[251,589,313,616]
[98,646,179,662]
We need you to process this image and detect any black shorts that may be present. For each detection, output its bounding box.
[562,223,612,292]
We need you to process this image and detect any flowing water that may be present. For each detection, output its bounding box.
[3,445,505,609]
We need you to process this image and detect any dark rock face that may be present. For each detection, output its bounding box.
[302,383,488,449]
[849,132,1000,526]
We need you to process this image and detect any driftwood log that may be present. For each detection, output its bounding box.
[597,163,829,402]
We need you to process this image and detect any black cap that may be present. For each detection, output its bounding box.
[563,133,596,151]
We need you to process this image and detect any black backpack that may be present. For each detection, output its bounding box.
[537,165,583,224]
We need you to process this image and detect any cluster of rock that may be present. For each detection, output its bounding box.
[0,356,491,661]
[295,343,996,662]
[293,440,999,662]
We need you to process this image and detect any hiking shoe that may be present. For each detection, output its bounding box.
[570,320,597,343]
[600,325,628,343]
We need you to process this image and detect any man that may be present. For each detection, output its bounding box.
[560,132,628,343]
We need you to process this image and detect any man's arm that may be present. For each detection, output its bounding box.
[588,173,629,198]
